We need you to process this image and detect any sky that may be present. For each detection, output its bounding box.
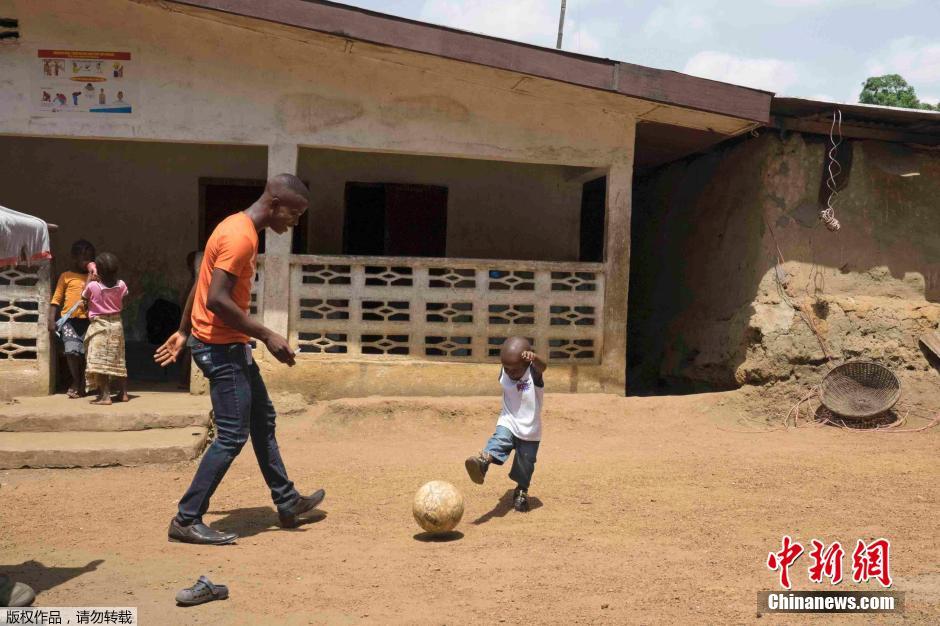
[337,0,940,106]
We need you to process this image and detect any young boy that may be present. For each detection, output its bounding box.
[49,239,96,398]
[465,336,546,512]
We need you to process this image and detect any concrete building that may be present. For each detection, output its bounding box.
[0,0,771,400]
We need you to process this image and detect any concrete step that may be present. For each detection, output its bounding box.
[0,427,209,469]
[0,392,211,432]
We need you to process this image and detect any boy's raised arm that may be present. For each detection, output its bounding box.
[521,350,546,375]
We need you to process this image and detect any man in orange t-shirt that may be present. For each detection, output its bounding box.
[155,173,324,546]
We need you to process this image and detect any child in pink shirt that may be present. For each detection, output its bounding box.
[84,274,127,317]
[82,252,129,404]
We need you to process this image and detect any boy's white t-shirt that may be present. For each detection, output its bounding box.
[496,365,544,442]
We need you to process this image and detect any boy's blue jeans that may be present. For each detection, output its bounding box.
[483,425,540,490]
[176,338,299,524]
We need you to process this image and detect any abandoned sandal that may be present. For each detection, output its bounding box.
[175,576,229,607]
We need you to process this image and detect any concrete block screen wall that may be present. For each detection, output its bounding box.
[287,255,606,364]
[0,265,51,400]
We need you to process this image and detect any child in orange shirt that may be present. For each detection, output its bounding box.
[49,239,96,398]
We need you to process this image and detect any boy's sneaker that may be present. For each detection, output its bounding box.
[513,488,530,512]
[464,452,490,484]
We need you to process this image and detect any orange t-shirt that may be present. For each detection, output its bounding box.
[191,212,258,344]
[51,271,88,319]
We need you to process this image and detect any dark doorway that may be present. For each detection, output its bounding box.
[579,176,606,262]
[343,183,385,255]
[199,178,309,254]
[343,183,448,257]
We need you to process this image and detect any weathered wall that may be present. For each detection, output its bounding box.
[0,0,635,166]
[0,135,266,340]
[298,148,585,260]
[192,358,611,400]
[629,132,940,390]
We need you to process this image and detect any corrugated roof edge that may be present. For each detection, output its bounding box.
[771,96,940,144]
[774,96,940,123]
[169,0,773,124]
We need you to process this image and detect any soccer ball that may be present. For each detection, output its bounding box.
[412,480,464,534]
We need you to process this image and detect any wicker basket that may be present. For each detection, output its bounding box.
[819,361,900,419]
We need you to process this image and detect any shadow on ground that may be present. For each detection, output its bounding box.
[207,507,327,538]
[1,559,104,595]
[413,531,464,542]
[472,489,543,525]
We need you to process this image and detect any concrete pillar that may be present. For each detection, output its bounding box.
[262,143,298,342]
[601,143,635,394]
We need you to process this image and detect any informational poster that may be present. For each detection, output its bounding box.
[35,49,135,115]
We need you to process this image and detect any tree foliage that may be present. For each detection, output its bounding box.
[858,74,936,110]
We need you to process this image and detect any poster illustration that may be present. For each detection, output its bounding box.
[35,49,134,115]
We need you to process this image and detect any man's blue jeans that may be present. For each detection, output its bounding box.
[176,338,299,524]
[483,425,540,490]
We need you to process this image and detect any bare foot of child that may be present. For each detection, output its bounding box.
[90,395,112,405]
[113,393,130,403]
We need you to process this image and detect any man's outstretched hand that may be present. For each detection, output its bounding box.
[155,331,187,367]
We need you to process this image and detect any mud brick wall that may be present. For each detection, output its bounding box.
[629,132,940,389]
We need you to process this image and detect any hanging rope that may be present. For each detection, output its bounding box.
[820,109,842,231]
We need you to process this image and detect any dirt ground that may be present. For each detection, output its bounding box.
[1,390,938,625]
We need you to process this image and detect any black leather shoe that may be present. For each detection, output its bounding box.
[168,518,237,545]
[278,489,326,528]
